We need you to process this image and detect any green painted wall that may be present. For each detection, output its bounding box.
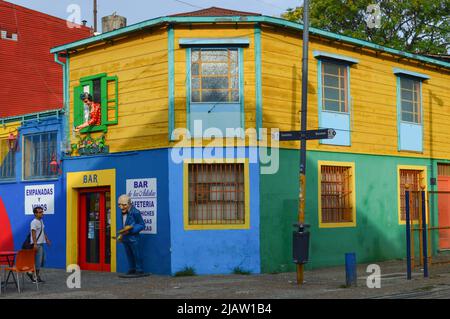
[260,149,440,273]
[260,150,299,273]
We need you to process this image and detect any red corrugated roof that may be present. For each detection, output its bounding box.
[0,1,92,118]
[169,6,260,17]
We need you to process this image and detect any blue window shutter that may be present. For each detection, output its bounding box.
[397,76,423,152]
[318,61,351,146]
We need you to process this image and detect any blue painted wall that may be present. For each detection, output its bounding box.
[63,148,171,275]
[168,147,261,275]
[0,117,66,268]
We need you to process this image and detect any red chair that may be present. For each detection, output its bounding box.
[3,249,39,293]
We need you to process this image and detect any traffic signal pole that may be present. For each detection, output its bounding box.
[298,0,310,286]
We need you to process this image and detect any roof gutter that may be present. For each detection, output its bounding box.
[50,15,450,69]
[0,109,64,125]
[54,53,71,153]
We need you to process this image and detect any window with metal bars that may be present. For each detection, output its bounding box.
[0,139,15,180]
[438,164,450,177]
[399,169,423,221]
[320,165,353,223]
[191,48,239,103]
[23,132,58,180]
[188,163,245,225]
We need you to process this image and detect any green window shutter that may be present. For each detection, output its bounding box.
[73,85,84,128]
[77,81,107,133]
[101,76,119,125]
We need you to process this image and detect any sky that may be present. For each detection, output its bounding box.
[5,0,303,30]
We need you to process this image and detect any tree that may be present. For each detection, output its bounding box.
[281,0,449,55]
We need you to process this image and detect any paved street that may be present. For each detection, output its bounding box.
[1,257,450,299]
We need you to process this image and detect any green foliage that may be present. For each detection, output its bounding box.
[74,133,108,155]
[281,0,449,54]
[174,267,197,277]
[233,267,252,275]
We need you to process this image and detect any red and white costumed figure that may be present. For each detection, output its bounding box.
[75,92,101,132]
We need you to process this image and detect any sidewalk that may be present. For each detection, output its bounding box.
[1,258,450,299]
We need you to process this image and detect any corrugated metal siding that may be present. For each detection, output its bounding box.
[0,2,92,118]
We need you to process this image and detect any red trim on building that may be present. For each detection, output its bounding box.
[0,1,92,118]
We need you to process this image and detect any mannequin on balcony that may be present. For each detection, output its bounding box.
[75,92,101,132]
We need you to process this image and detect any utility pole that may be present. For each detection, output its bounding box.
[93,0,98,33]
[298,0,310,286]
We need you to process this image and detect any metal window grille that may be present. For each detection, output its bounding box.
[188,163,245,225]
[400,78,421,124]
[400,169,422,221]
[23,132,58,180]
[191,48,239,103]
[438,164,450,177]
[321,165,353,223]
[322,62,348,113]
[0,139,15,179]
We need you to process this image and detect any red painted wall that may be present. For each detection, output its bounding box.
[0,1,92,118]
[0,197,14,251]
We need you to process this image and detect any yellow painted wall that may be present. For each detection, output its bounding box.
[260,25,450,160]
[69,27,169,153]
[66,22,449,159]
[172,24,258,147]
[68,23,260,152]
[0,122,20,163]
[0,122,20,139]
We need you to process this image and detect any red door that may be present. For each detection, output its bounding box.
[438,177,450,250]
[78,188,111,271]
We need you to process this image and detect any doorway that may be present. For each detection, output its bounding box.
[438,164,450,250]
[78,187,111,271]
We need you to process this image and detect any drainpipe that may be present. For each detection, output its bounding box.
[54,52,70,155]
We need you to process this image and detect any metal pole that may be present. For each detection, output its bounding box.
[94,0,98,33]
[300,0,309,177]
[406,190,412,280]
[421,190,429,278]
[297,0,310,286]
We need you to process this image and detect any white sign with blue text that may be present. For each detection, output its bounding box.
[25,184,55,215]
[126,178,157,234]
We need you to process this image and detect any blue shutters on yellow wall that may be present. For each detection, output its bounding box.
[394,68,429,152]
[180,38,249,138]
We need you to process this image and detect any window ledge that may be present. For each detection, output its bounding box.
[321,110,350,115]
[397,150,424,155]
[313,51,359,64]
[22,177,59,182]
[393,68,430,80]
[179,38,250,47]
[0,179,17,184]
[319,222,357,228]
[400,121,421,125]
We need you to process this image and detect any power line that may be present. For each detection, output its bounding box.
[249,0,289,13]
[172,0,203,9]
